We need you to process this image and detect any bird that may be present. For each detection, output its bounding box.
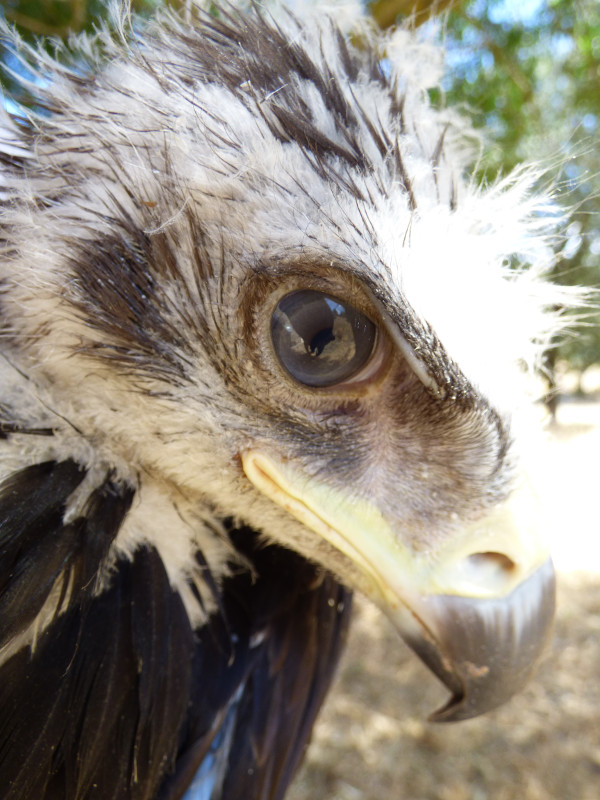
[0,2,564,798]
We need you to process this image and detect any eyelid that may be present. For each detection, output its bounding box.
[365,291,443,398]
[390,332,442,397]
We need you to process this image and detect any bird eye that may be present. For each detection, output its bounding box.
[270,290,377,387]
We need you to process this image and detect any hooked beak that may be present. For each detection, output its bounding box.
[242,451,555,722]
[393,559,554,721]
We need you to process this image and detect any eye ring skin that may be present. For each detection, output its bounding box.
[240,269,397,403]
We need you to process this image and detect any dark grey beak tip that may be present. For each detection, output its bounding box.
[404,558,556,723]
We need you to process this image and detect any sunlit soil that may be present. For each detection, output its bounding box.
[289,396,600,800]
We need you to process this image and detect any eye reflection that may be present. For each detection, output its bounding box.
[270,290,377,387]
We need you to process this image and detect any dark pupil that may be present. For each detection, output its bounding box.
[271,290,376,387]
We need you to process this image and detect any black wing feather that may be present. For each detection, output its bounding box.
[0,547,194,799]
[0,460,86,645]
[0,462,351,800]
[218,529,352,800]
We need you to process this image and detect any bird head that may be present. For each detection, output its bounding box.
[0,2,563,721]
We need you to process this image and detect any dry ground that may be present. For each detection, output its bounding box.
[289,397,600,800]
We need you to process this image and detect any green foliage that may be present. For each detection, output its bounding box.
[373,0,599,371]
[437,0,600,371]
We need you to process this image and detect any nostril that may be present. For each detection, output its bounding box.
[449,551,519,597]
[467,552,516,574]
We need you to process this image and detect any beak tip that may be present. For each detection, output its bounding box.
[409,558,556,723]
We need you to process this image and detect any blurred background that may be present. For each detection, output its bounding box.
[1,2,598,798]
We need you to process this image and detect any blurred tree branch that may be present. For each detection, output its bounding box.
[370,0,461,29]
